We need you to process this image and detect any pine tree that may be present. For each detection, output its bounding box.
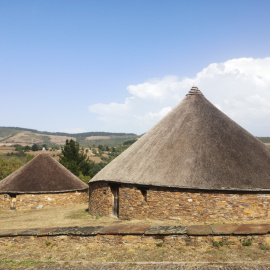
[59,139,90,177]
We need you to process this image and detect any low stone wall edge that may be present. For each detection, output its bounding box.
[0,224,270,238]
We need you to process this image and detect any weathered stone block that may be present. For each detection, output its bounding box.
[233,224,270,235]
[145,226,187,235]
[210,224,239,235]
[187,225,213,235]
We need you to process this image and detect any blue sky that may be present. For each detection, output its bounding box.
[1,0,270,135]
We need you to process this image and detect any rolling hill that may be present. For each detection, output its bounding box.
[0,127,139,147]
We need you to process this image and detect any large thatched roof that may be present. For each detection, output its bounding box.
[91,87,270,191]
[0,153,88,194]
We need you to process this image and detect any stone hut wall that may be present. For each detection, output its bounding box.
[1,191,88,210]
[0,194,10,210]
[89,182,113,217]
[89,182,270,223]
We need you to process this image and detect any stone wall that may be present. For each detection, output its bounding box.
[1,191,88,210]
[1,224,270,248]
[1,234,270,248]
[0,194,10,210]
[89,182,270,223]
[89,182,112,217]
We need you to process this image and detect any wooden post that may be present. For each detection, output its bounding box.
[10,195,16,210]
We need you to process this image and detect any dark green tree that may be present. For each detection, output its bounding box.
[88,162,106,178]
[98,145,104,151]
[59,139,91,177]
[24,145,31,152]
[32,144,39,151]
[14,144,24,151]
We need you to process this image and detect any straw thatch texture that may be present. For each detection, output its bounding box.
[91,88,270,191]
[0,153,88,194]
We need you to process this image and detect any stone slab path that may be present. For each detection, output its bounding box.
[0,223,270,237]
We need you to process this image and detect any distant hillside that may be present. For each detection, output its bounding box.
[257,137,270,143]
[0,127,139,147]
[1,127,268,147]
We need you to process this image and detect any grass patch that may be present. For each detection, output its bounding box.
[241,238,253,246]
[0,259,55,268]
[65,208,89,219]
[260,245,270,250]
[213,239,232,248]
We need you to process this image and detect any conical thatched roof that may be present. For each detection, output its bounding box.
[0,153,88,194]
[91,87,270,191]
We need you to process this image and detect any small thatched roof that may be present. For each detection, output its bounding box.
[91,87,270,191]
[0,153,88,194]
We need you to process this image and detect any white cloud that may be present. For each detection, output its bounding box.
[89,57,270,136]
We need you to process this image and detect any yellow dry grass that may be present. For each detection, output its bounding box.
[2,132,75,146]
[0,203,186,230]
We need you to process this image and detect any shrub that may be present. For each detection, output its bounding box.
[242,238,252,246]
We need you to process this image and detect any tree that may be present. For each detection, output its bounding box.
[51,145,60,151]
[24,145,31,152]
[32,144,39,151]
[14,144,24,151]
[59,139,91,177]
[0,157,23,180]
[88,162,106,178]
[25,154,35,163]
[98,145,104,151]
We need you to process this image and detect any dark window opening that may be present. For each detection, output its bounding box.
[138,188,148,202]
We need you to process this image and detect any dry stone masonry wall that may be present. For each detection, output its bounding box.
[1,191,88,210]
[89,182,112,216]
[89,182,270,222]
[0,194,10,210]
[1,224,270,248]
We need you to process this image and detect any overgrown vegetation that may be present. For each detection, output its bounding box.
[0,154,35,180]
[0,157,24,180]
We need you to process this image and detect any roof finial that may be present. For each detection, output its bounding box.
[186,86,203,96]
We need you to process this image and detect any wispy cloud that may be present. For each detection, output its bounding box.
[89,57,270,136]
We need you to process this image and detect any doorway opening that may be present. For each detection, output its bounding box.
[110,184,119,218]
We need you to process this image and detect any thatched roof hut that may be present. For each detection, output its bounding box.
[0,153,88,194]
[91,87,270,191]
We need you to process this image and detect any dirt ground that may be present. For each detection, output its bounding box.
[0,203,189,230]
[85,136,111,140]
[1,203,270,230]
